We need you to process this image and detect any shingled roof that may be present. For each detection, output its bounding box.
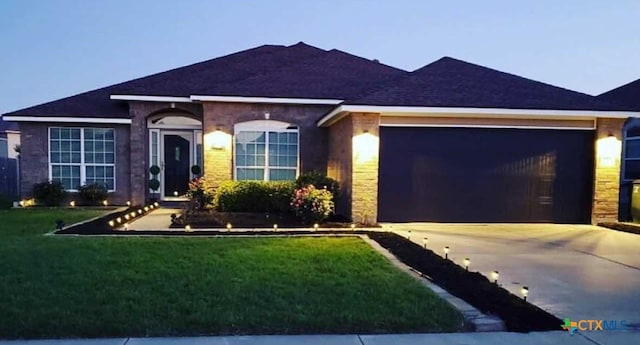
[2,43,635,119]
[597,78,640,111]
[348,57,635,111]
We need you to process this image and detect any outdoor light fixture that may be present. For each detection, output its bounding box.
[313,223,319,231]
[116,217,122,224]
[173,191,178,196]
[69,201,75,207]
[138,209,143,214]
[154,202,159,207]
[130,212,136,218]
[123,223,129,230]
[126,201,131,206]
[19,200,25,207]
[208,130,231,150]
[102,200,108,206]
[463,258,470,271]
[185,225,192,232]
[491,270,500,284]
[423,237,428,248]
[150,205,155,209]
[407,230,412,239]
[108,220,115,227]
[596,133,621,167]
[124,215,130,221]
[444,246,450,260]
[226,222,232,231]
[350,223,356,230]
[273,224,278,231]
[144,206,149,212]
[521,286,529,301]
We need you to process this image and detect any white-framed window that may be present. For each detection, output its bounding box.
[234,120,299,181]
[49,127,116,191]
[0,137,7,158]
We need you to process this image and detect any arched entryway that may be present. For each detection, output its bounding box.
[147,112,203,200]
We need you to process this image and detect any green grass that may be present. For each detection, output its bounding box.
[0,209,462,339]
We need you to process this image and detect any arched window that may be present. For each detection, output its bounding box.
[234,120,299,181]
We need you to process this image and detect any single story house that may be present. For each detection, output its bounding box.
[598,78,640,220]
[3,42,639,224]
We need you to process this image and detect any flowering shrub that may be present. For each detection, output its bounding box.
[290,185,334,224]
[186,177,214,211]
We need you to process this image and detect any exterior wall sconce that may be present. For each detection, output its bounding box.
[206,129,231,150]
[597,133,621,168]
[353,130,379,163]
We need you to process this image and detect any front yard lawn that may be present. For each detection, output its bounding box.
[0,209,462,339]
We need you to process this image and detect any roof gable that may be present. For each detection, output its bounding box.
[350,57,634,111]
[597,78,640,110]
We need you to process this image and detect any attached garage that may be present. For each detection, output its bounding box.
[378,126,595,223]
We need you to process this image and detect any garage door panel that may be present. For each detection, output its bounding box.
[378,127,594,223]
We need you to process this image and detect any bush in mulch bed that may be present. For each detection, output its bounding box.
[367,232,562,333]
[597,222,640,235]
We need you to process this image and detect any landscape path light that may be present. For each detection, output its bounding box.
[521,286,529,301]
[443,246,450,260]
[491,270,500,284]
[227,223,232,231]
[463,258,470,271]
[423,237,428,248]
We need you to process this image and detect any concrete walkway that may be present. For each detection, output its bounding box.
[387,223,640,344]
[125,208,180,230]
[1,331,638,345]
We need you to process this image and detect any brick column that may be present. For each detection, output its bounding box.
[592,118,625,224]
[351,113,380,225]
[202,103,233,189]
[129,108,147,205]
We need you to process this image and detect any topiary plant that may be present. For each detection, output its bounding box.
[149,179,160,191]
[191,165,202,176]
[149,165,161,176]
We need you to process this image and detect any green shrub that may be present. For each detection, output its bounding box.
[32,180,67,206]
[214,181,296,213]
[296,170,340,197]
[78,183,108,206]
[291,185,335,224]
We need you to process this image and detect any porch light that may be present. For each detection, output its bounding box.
[126,201,131,206]
[313,223,319,231]
[226,222,232,231]
[463,258,470,271]
[353,131,379,163]
[69,201,75,207]
[206,130,231,150]
[273,224,278,231]
[491,270,499,284]
[108,220,115,227]
[423,237,428,248]
[521,286,529,301]
[102,200,108,206]
[596,134,621,168]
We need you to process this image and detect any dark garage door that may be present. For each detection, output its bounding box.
[378,127,594,223]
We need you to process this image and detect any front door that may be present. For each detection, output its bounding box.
[163,133,191,198]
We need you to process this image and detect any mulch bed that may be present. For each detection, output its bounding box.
[169,210,368,229]
[367,232,562,332]
[597,222,640,235]
[55,212,562,332]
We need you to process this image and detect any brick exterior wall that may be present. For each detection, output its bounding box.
[351,113,380,225]
[592,118,625,224]
[201,102,334,189]
[327,116,353,217]
[327,112,381,224]
[19,122,131,205]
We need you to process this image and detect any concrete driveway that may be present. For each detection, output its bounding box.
[385,223,640,341]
